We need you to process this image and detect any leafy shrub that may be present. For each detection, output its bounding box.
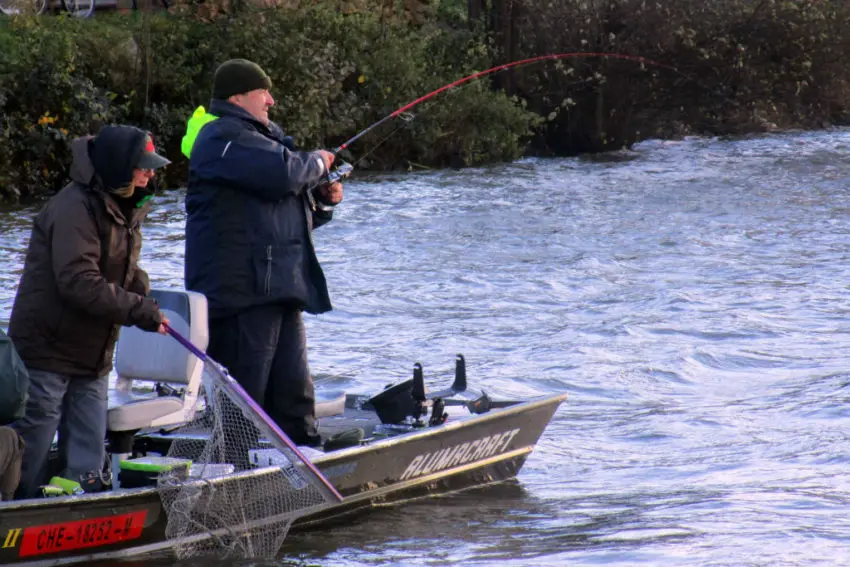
[0,16,129,200]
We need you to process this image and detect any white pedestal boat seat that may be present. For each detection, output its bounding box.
[106,289,208,487]
[108,289,209,433]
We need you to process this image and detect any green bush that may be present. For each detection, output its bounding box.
[0,16,130,200]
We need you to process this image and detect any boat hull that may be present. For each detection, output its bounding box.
[0,393,565,566]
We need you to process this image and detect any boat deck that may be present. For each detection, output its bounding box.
[135,393,482,458]
[315,393,504,447]
[317,400,384,439]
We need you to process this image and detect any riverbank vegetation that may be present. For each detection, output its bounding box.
[1,0,848,201]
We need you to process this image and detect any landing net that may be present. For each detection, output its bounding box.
[156,361,337,560]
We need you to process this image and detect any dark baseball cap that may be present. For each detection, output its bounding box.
[135,133,171,170]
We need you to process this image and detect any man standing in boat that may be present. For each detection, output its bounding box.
[8,125,170,498]
[183,59,343,447]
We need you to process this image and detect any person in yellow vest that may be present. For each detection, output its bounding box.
[183,59,342,447]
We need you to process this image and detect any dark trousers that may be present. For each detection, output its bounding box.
[12,369,107,498]
[0,426,24,500]
[207,304,318,444]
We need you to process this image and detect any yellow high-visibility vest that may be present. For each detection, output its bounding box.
[181,105,218,159]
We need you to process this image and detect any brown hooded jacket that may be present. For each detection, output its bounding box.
[8,131,162,378]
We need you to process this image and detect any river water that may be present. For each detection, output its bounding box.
[2,129,850,566]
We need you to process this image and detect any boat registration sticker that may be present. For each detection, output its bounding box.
[18,510,147,557]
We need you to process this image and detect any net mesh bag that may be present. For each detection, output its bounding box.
[156,363,335,560]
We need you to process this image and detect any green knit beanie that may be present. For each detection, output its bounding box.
[212,59,273,99]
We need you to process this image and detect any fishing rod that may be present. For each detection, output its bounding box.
[333,52,674,154]
[325,51,676,179]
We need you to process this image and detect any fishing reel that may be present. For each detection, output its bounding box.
[311,160,354,212]
[326,160,354,184]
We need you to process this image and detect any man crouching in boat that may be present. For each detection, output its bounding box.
[0,427,23,500]
[0,328,27,501]
[7,125,171,498]
[183,59,342,447]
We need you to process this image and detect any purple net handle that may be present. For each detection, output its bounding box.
[164,322,344,502]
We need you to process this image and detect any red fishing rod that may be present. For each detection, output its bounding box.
[332,52,674,156]
[323,51,674,183]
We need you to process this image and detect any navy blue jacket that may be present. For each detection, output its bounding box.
[184,100,334,317]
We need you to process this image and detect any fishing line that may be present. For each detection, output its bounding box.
[346,112,415,169]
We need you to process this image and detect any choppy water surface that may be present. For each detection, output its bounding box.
[3,129,850,566]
